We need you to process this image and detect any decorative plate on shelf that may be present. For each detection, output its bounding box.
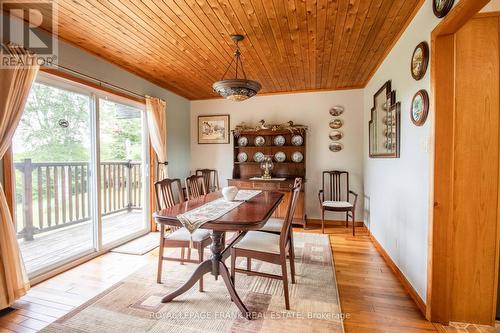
[329,119,343,129]
[291,135,303,146]
[237,152,248,162]
[329,105,344,116]
[329,130,343,141]
[254,136,265,146]
[329,142,343,152]
[291,151,303,163]
[237,136,248,147]
[273,135,285,146]
[253,152,265,163]
[274,151,286,163]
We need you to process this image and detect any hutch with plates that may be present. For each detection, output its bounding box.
[228,126,307,227]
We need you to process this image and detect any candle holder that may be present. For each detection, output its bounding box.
[260,155,274,180]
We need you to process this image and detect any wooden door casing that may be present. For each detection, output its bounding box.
[430,12,500,325]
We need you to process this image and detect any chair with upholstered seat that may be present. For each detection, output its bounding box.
[230,178,302,310]
[195,169,220,193]
[318,171,358,235]
[155,178,212,291]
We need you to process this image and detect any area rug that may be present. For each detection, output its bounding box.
[40,232,344,333]
[111,232,160,255]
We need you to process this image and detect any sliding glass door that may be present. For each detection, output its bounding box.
[98,98,149,246]
[12,73,150,278]
[12,80,95,276]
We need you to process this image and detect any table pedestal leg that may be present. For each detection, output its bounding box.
[161,231,251,319]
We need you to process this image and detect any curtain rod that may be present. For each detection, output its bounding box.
[44,64,146,100]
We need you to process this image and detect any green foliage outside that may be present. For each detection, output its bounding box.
[13,82,143,230]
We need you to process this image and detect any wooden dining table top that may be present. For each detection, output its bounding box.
[153,191,284,231]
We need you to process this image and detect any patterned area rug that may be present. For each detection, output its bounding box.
[40,232,344,333]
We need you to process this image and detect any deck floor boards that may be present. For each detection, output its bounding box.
[19,210,145,274]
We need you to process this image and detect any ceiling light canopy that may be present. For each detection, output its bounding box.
[213,35,262,102]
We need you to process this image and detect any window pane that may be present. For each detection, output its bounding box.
[99,99,147,245]
[12,82,95,276]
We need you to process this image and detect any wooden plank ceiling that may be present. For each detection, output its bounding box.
[6,0,422,100]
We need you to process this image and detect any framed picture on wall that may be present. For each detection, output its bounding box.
[198,115,230,144]
[433,0,455,18]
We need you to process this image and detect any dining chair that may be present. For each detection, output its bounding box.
[185,175,207,200]
[154,178,212,291]
[257,177,301,262]
[318,171,358,235]
[230,178,302,310]
[195,169,220,193]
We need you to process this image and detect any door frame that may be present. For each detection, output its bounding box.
[2,69,152,284]
[427,0,496,324]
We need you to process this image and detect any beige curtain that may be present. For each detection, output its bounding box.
[145,96,168,180]
[0,45,39,309]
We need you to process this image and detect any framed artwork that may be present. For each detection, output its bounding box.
[411,90,429,126]
[198,115,230,144]
[411,42,429,80]
[433,0,454,18]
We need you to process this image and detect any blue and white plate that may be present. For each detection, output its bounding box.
[253,152,265,163]
[273,135,285,146]
[291,151,303,163]
[237,152,248,162]
[274,151,286,163]
[254,136,265,146]
[238,136,248,147]
[291,135,303,146]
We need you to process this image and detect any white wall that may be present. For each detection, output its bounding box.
[190,90,364,220]
[1,13,191,180]
[363,0,496,304]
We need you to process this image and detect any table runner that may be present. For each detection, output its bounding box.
[177,190,262,243]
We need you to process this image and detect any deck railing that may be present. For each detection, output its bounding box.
[14,159,142,241]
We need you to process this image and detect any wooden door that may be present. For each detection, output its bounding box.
[430,14,500,325]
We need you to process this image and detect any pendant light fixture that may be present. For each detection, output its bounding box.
[213,34,262,102]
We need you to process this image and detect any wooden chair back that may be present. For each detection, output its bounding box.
[185,175,207,200]
[280,178,302,249]
[321,171,349,202]
[195,169,220,192]
[154,178,184,210]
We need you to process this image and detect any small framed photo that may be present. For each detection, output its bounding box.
[433,0,454,18]
[411,90,429,126]
[198,115,230,144]
[411,42,429,80]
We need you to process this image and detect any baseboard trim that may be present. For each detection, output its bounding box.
[307,218,365,227]
[368,233,427,316]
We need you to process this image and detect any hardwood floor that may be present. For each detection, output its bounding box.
[0,224,497,332]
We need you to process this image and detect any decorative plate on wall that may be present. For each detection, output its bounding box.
[329,142,343,152]
[291,151,303,163]
[329,130,343,141]
[274,151,286,163]
[254,136,265,146]
[433,0,454,18]
[411,42,429,80]
[237,152,248,162]
[329,105,344,116]
[291,135,303,146]
[237,136,248,147]
[411,89,429,126]
[253,152,265,162]
[273,135,285,146]
[329,119,344,129]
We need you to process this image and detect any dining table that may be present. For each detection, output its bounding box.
[153,190,284,320]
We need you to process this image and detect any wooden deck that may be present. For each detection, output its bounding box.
[19,210,146,275]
